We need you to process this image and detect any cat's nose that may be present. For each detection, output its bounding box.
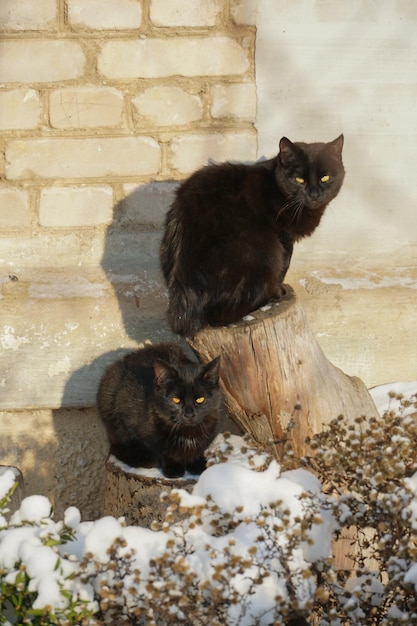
[184,407,195,419]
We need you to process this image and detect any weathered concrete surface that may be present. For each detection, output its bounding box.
[0,265,175,410]
[287,253,417,389]
[0,407,108,520]
[2,248,415,411]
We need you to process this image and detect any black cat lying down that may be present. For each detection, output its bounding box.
[97,343,223,478]
[160,135,345,336]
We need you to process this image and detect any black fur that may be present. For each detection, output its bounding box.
[97,343,222,478]
[160,135,345,336]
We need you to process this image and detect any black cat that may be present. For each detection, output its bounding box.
[96,343,222,478]
[160,135,345,336]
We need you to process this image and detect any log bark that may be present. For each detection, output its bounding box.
[187,285,379,572]
[187,285,378,461]
[103,456,197,527]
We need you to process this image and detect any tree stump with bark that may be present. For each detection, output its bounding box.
[103,456,198,527]
[187,285,377,461]
[186,285,378,572]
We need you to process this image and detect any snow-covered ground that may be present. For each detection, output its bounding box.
[369,380,417,417]
[0,380,416,624]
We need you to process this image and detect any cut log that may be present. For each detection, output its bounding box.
[187,285,378,461]
[187,286,379,573]
[103,456,197,527]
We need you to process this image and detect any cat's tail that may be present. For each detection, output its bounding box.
[166,279,207,337]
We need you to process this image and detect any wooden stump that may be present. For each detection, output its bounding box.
[187,285,377,461]
[103,456,197,527]
[187,286,378,572]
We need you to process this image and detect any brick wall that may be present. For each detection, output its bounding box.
[0,0,257,267]
[0,0,257,518]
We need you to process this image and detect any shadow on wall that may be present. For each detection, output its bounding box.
[100,181,179,342]
[51,182,196,518]
[59,181,188,409]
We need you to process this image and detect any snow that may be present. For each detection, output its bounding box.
[10,494,51,524]
[0,381,416,622]
[369,380,417,417]
[0,435,330,622]
[0,468,17,501]
[109,454,200,480]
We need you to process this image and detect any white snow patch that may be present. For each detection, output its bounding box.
[369,381,417,417]
[10,495,52,524]
[108,454,200,480]
[0,468,18,501]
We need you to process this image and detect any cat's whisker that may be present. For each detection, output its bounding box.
[276,196,301,221]
[290,201,304,225]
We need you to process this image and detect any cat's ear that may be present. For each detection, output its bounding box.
[201,355,221,384]
[154,359,177,387]
[328,134,344,154]
[279,137,296,165]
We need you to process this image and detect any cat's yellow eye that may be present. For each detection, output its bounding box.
[172,397,181,404]
[295,177,305,184]
[195,397,205,404]
[320,175,330,183]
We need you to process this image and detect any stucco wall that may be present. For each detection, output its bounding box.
[256,0,416,386]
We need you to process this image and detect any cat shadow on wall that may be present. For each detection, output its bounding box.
[59,181,186,410]
[99,181,180,344]
[52,182,195,519]
[57,181,184,400]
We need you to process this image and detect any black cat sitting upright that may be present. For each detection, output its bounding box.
[96,343,222,478]
[160,135,345,336]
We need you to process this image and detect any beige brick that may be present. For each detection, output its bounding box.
[170,132,257,174]
[150,0,222,27]
[6,137,160,180]
[121,182,178,226]
[68,0,142,29]
[98,37,249,79]
[0,233,88,267]
[49,87,124,129]
[132,87,202,126]
[0,89,41,130]
[0,0,57,31]
[230,0,257,25]
[0,41,85,83]
[39,186,114,227]
[211,83,257,120]
[0,188,31,228]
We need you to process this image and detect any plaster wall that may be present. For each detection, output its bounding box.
[256,0,416,385]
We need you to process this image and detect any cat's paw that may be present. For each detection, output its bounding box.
[161,463,185,479]
[274,284,287,300]
[186,457,207,475]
